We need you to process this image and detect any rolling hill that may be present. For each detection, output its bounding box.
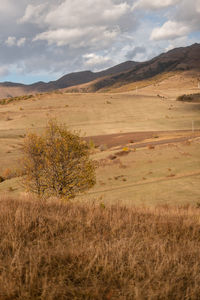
[0,43,200,98]
[68,43,200,92]
[0,61,138,98]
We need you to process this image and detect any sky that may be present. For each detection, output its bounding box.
[0,0,200,84]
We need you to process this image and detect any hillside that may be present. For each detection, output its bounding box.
[68,43,200,93]
[0,43,200,98]
[0,61,137,98]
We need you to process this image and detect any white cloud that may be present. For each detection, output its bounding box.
[132,0,180,10]
[17,37,26,46]
[20,0,131,49]
[19,4,47,24]
[0,0,199,83]
[164,36,188,51]
[5,36,26,47]
[150,0,200,41]
[150,21,190,41]
[83,53,111,67]
[44,0,129,28]
[0,1,20,16]
[33,26,119,48]
[5,36,16,47]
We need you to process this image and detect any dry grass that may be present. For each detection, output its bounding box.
[0,95,34,105]
[0,196,200,299]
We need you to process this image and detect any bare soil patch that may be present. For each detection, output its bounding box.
[85,130,200,149]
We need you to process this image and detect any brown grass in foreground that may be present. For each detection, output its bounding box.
[0,197,200,299]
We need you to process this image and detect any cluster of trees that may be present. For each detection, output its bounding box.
[22,120,96,199]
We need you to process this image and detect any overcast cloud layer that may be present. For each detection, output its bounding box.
[0,0,199,83]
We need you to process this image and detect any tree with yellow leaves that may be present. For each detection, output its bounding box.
[21,119,96,199]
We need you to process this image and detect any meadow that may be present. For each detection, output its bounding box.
[0,86,200,206]
[0,77,200,299]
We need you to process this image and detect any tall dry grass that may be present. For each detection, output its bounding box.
[0,196,200,299]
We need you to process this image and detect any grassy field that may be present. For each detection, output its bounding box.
[0,85,200,205]
[79,136,200,207]
[0,78,200,299]
[0,196,200,299]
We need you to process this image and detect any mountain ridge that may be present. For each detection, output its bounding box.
[0,43,200,97]
[0,61,138,98]
[76,43,200,92]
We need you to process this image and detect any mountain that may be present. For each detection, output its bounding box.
[0,61,138,98]
[0,43,200,98]
[72,43,200,92]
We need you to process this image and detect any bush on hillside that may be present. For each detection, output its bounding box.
[177,93,200,102]
[21,119,96,198]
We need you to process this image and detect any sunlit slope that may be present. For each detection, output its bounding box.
[65,43,200,94]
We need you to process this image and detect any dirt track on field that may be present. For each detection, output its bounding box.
[85,130,200,149]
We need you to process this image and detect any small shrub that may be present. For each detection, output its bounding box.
[0,176,4,183]
[148,145,155,150]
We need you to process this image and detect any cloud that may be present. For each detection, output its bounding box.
[17,37,26,47]
[126,46,146,60]
[33,26,119,48]
[150,0,200,41]
[0,0,199,83]
[5,36,16,47]
[21,0,134,49]
[164,36,189,52]
[83,53,112,69]
[5,36,26,47]
[43,0,130,29]
[19,4,47,25]
[132,0,180,11]
[150,21,190,41]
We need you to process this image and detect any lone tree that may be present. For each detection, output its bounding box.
[21,119,96,199]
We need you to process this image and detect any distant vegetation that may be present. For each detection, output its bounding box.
[177,93,200,102]
[0,94,34,105]
[0,196,200,299]
[21,119,96,199]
